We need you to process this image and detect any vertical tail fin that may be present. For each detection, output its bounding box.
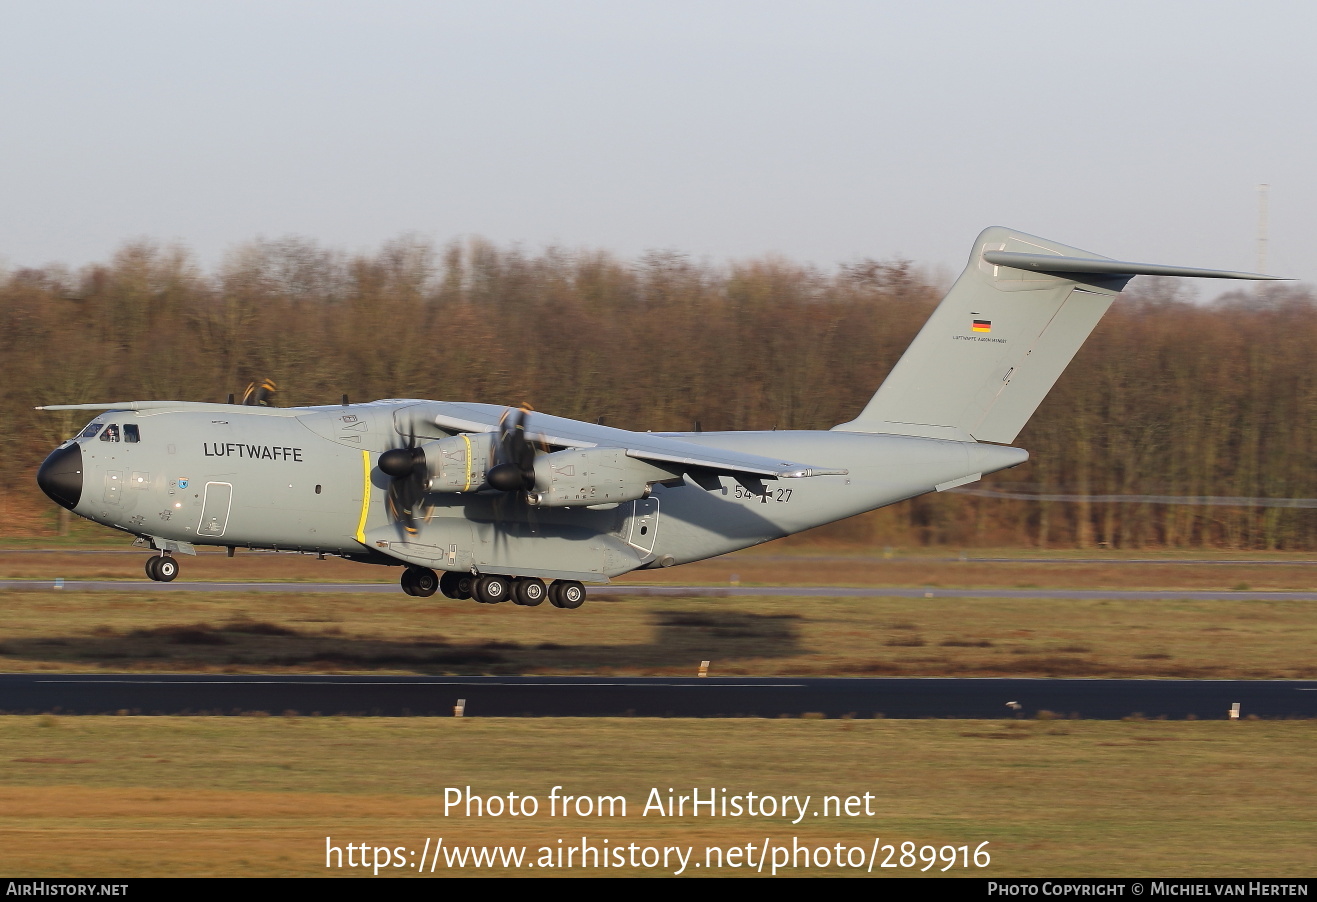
[835,226,1279,444]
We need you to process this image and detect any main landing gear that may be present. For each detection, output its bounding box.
[401,567,586,608]
[144,554,179,582]
[400,566,440,597]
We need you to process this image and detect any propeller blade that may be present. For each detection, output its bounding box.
[484,405,544,546]
[382,419,430,534]
[241,378,278,406]
[488,405,538,493]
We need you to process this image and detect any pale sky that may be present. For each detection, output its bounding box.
[2,1,1313,288]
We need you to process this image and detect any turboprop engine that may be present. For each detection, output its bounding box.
[381,434,669,508]
[427,432,500,492]
[525,447,669,507]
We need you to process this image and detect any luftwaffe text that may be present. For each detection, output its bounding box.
[202,443,303,461]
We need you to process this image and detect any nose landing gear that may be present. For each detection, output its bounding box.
[145,554,178,582]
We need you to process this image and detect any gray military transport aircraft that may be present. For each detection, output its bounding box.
[35,227,1279,608]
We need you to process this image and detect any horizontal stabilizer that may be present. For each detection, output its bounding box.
[983,251,1285,281]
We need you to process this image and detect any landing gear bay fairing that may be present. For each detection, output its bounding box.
[36,228,1277,607]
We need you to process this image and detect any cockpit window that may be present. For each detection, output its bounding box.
[99,424,120,442]
[124,424,140,443]
[79,423,104,439]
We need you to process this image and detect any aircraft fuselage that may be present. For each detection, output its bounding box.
[37,399,1027,585]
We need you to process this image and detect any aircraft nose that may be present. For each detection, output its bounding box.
[37,443,83,510]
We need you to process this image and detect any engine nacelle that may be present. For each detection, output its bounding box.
[526,447,666,507]
[423,433,499,492]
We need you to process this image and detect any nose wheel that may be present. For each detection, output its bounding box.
[145,555,179,582]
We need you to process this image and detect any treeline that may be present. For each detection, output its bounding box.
[3,236,1315,548]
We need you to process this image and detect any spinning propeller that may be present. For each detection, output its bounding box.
[484,406,546,540]
[225,378,278,406]
[486,406,539,496]
[241,378,278,406]
[378,406,544,535]
[379,423,430,535]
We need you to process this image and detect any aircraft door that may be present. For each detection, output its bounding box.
[625,498,660,554]
[197,482,234,537]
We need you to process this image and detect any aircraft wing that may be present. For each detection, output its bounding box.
[420,402,847,479]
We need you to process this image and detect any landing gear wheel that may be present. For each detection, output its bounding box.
[144,556,161,581]
[402,566,438,597]
[551,580,585,609]
[475,574,511,604]
[412,568,438,597]
[555,579,582,608]
[154,556,178,582]
[440,571,470,599]
[513,577,547,606]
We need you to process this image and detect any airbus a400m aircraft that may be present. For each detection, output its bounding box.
[35,228,1277,608]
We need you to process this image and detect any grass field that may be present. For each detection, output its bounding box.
[8,543,1317,591]
[0,588,1314,678]
[1,547,1314,878]
[0,717,1312,877]
[1,553,1315,677]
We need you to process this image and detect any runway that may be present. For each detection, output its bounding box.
[5,578,1317,601]
[2,674,1313,719]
